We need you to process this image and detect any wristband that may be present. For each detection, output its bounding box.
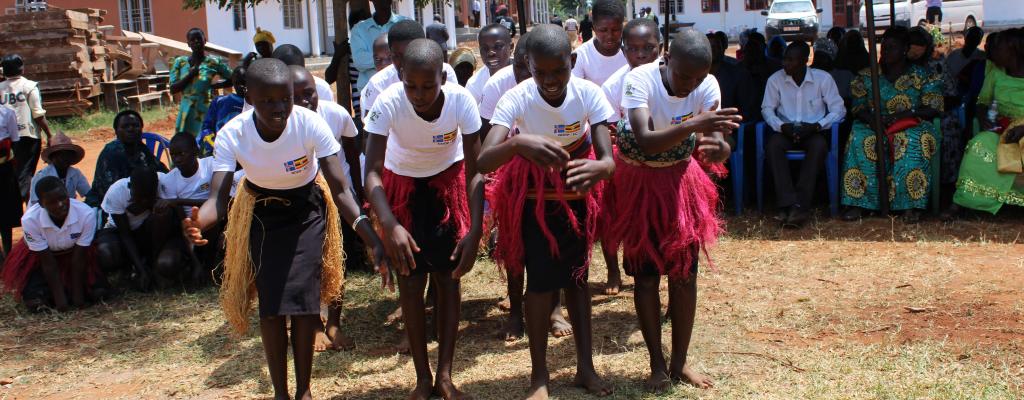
[351,215,369,231]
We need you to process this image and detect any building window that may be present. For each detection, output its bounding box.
[15,0,47,12]
[659,0,684,15]
[701,0,720,13]
[232,1,247,31]
[745,0,769,10]
[282,0,303,29]
[120,0,153,33]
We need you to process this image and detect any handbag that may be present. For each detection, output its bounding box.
[996,118,1024,174]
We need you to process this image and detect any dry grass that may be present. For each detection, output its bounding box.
[2,216,1023,399]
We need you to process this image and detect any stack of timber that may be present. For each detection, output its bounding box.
[0,7,110,116]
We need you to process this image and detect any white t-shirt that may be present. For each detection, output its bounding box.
[314,76,335,103]
[361,63,459,118]
[490,77,615,147]
[364,82,482,177]
[102,177,154,230]
[0,76,46,139]
[212,107,341,190]
[465,66,492,104]
[159,156,214,217]
[315,100,359,178]
[601,64,632,125]
[230,169,246,197]
[479,65,518,120]
[621,63,721,131]
[21,199,96,252]
[0,106,18,143]
[571,39,628,87]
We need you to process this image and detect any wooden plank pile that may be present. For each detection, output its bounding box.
[0,7,109,116]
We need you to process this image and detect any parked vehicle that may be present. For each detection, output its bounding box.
[763,0,824,42]
[859,0,983,33]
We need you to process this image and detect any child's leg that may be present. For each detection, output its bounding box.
[564,283,613,396]
[38,255,70,311]
[633,274,671,392]
[290,314,320,400]
[398,273,434,400]
[68,250,87,307]
[550,296,573,337]
[432,272,470,400]
[668,276,713,389]
[95,230,125,275]
[1,227,11,255]
[258,315,291,400]
[601,244,622,295]
[319,303,354,351]
[524,289,557,400]
[502,272,525,340]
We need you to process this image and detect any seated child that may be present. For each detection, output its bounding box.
[159,133,219,282]
[1,177,101,312]
[199,66,247,157]
[29,132,90,207]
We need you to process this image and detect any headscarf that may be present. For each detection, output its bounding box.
[813,37,838,61]
[253,27,276,45]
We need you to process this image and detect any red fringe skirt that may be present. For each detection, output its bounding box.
[1,240,100,300]
[381,161,470,238]
[490,152,603,278]
[601,155,722,281]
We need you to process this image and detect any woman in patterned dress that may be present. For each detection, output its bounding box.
[169,28,233,137]
[841,27,944,223]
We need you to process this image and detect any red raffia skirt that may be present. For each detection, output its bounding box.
[1,240,100,300]
[601,155,722,281]
[381,161,470,238]
[490,150,603,279]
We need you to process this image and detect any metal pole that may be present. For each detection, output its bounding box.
[864,0,889,214]
[517,0,527,35]
[888,0,895,27]
[662,0,670,53]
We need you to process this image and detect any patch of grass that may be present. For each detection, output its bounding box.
[49,107,170,137]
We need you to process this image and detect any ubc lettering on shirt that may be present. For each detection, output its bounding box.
[621,63,720,132]
[489,77,615,148]
[363,82,482,177]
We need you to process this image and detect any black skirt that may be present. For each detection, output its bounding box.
[522,199,589,293]
[0,162,23,229]
[248,180,326,317]
[407,176,459,275]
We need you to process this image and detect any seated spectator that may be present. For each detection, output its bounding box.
[950,28,1024,216]
[1,177,101,312]
[835,30,871,75]
[767,35,787,63]
[95,169,188,291]
[827,26,845,49]
[28,132,90,207]
[715,31,737,65]
[85,110,168,208]
[841,27,943,223]
[946,27,986,98]
[762,41,846,227]
[908,26,942,75]
[160,133,218,282]
[198,66,246,157]
[741,32,782,119]
[710,32,758,123]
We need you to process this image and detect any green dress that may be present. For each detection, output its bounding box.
[169,55,232,137]
[841,64,944,211]
[953,67,1024,214]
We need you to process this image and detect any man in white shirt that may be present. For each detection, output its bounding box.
[570,0,627,86]
[465,24,513,104]
[0,55,53,201]
[761,41,846,227]
[4,177,97,311]
[272,45,336,103]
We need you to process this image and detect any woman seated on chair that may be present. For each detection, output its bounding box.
[840,26,943,223]
[85,110,168,208]
[948,28,1024,217]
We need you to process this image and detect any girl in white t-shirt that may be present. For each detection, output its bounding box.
[159,133,218,284]
[605,31,741,392]
[477,25,616,399]
[569,0,627,86]
[182,58,385,400]
[363,39,483,400]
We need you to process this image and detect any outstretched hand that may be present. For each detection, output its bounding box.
[696,134,732,164]
[687,101,742,133]
[182,206,208,246]
[450,230,482,279]
[372,243,395,292]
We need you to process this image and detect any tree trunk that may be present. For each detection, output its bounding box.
[333,0,353,113]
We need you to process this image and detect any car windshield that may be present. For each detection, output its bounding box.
[771,1,814,13]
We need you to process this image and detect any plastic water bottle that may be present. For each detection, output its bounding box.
[988,100,1000,132]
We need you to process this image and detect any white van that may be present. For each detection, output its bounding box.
[859,0,983,33]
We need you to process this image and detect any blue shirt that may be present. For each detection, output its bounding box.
[351,13,408,92]
[28,164,91,206]
[200,93,244,157]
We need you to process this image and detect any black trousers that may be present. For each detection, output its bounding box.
[927,6,942,24]
[766,131,828,208]
[12,137,40,202]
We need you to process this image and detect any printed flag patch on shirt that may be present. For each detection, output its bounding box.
[284,155,310,173]
[432,129,458,145]
[671,113,694,126]
[554,121,582,137]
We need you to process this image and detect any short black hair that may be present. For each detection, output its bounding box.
[113,109,143,130]
[527,24,571,59]
[170,132,198,150]
[246,58,292,87]
[623,18,660,44]
[882,26,911,47]
[479,23,511,41]
[129,168,159,197]
[669,30,712,67]
[514,31,532,63]
[786,40,810,59]
[34,176,67,199]
[714,31,728,47]
[187,27,205,40]
[1,54,23,77]
[591,0,625,21]
[964,26,984,42]
[388,20,426,49]
[272,44,305,67]
[402,38,445,73]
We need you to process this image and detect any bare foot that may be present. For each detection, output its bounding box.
[644,370,672,393]
[550,312,573,338]
[326,323,355,351]
[385,306,403,326]
[602,279,621,296]
[395,332,411,354]
[573,370,613,397]
[408,378,433,400]
[434,378,473,400]
[671,365,714,389]
[502,315,525,341]
[497,296,512,311]
[525,373,549,400]
[314,329,332,352]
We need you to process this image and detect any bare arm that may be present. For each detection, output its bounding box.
[185,171,233,245]
[452,133,485,278]
[112,213,147,277]
[363,133,419,275]
[626,102,741,155]
[318,154,382,250]
[341,137,363,202]
[477,125,569,174]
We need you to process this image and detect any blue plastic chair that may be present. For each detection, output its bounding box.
[142,132,172,167]
[728,122,747,215]
[755,120,842,217]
